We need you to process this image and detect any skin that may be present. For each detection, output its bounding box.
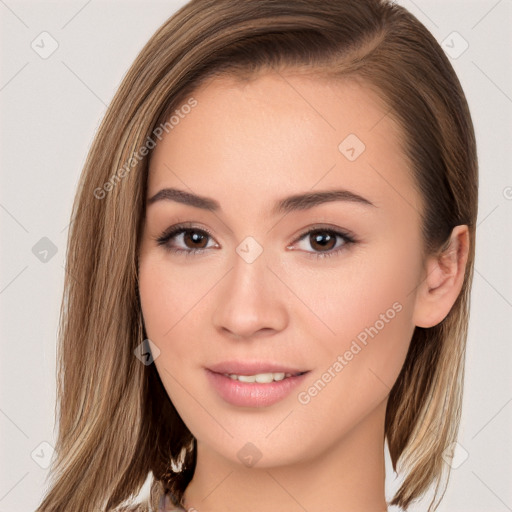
[138,69,469,512]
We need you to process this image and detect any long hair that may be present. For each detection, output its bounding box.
[36,0,478,510]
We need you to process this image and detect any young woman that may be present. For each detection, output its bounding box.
[36,0,478,511]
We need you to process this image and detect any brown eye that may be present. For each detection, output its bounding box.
[182,230,209,249]
[290,226,356,260]
[156,225,217,254]
[308,231,337,252]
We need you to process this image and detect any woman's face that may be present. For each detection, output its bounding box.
[138,70,426,468]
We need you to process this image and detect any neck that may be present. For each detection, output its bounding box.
[180,399,389,512]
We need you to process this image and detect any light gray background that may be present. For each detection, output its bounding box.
[1,1,511,511]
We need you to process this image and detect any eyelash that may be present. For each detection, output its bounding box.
[154,222,357,260]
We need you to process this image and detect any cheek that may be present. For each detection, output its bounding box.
[294,241,420,425]
[138,261,173,339]
[295,240,419,355]
[138,252,229,395]
[138,257,202,407]
[138,254,212,341]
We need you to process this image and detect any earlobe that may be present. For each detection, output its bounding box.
[412,225,470,328]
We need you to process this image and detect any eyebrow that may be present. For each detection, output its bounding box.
[147,187,376,215]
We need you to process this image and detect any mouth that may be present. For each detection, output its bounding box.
[220,371,308,383]
[205,363,311,408]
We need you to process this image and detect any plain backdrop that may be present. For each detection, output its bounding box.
[1,1,511,511]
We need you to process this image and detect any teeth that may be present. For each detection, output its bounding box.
[223,372,292,383]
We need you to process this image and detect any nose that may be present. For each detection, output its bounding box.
[212,245,289,340]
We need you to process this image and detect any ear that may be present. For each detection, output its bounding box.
[412,225,470,328]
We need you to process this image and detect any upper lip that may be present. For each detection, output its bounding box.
[207,360,310,376]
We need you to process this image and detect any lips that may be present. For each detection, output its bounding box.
[204,360,312,407]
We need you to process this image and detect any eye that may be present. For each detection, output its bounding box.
[288,226,356,259]
[155,223,218,256]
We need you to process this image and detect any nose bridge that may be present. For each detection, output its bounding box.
[233,236,270,300]
[212,235,288,338]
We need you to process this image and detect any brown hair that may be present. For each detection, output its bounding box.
[36,0,478,510]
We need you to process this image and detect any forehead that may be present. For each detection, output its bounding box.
[147,70,422,220]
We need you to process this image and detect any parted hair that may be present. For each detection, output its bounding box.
[36,0,477,510]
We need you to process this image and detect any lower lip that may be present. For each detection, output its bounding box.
[205,369,309,408]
